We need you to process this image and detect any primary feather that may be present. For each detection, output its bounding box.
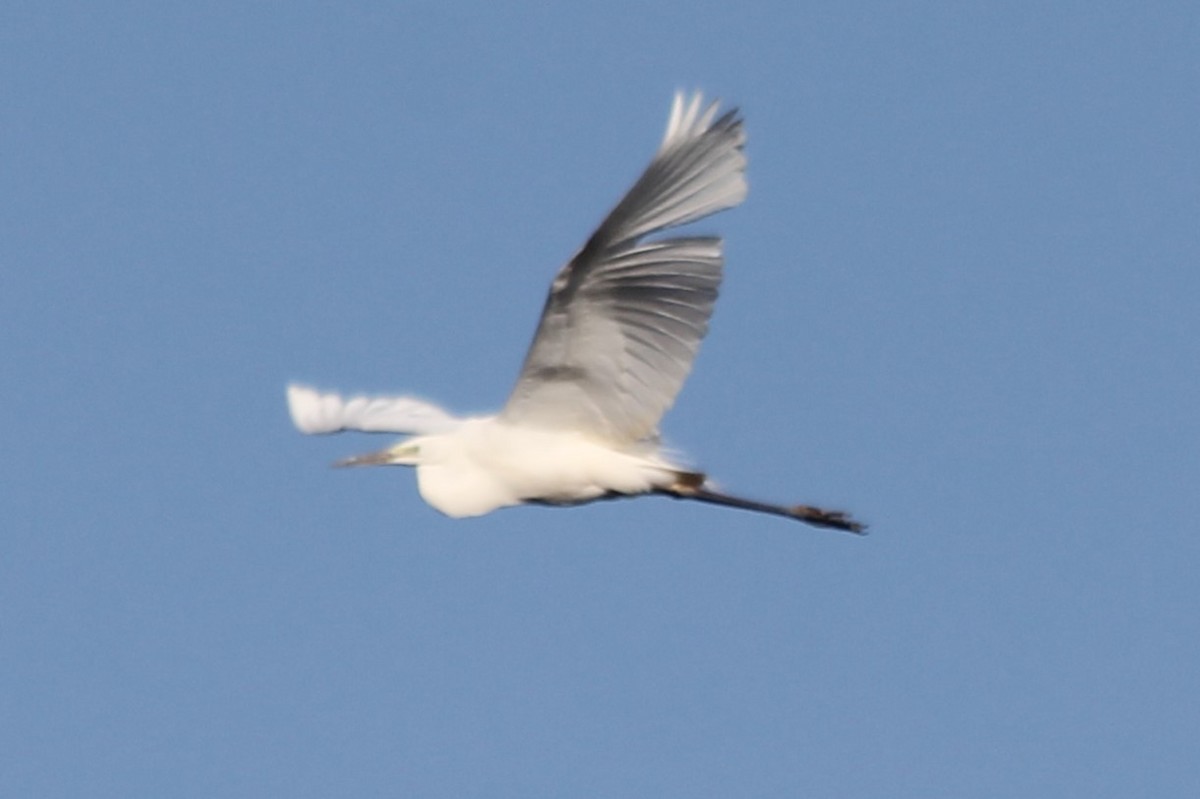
[287,384,460,435]
[501,91,747,442]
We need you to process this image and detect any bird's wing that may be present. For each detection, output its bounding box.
[501,91,747,442]
[287,384,461,435]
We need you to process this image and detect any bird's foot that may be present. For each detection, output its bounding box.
[790,505,867,534]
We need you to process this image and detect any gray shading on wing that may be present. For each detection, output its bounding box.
[501,91,748,443]
[287,384,461,435]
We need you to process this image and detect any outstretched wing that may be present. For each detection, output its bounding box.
[501,91,747,443]
[287,384,461,435]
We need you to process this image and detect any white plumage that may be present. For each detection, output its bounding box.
[287,92,864,533]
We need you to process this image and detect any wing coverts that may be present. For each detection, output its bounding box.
[503,92,747,442]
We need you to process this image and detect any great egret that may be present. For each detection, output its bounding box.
[288,91,865,533]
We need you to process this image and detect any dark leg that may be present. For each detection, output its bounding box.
[660,475,867,534]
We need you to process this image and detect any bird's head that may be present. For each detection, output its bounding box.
[334,439,423,468]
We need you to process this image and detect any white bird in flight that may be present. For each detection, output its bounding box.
[288,91,864,533]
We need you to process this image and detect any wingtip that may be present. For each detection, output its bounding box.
[663,89,735,149]
[286,383,329,435]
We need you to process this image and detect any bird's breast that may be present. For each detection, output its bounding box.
[414,421,673,517]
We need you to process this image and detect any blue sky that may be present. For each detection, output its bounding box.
[4,2,1198,796]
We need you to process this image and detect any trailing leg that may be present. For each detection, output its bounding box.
[660,472,866,534]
